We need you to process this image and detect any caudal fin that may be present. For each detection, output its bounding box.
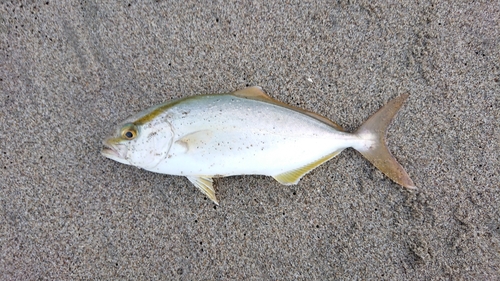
[354,94,416,189]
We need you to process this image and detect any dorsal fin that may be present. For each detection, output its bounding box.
[231,86,345,132]
[232,86,274,101]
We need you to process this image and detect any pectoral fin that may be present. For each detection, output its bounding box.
[186,176,219,205]
[273,150,343,185]
[175,130,213,153]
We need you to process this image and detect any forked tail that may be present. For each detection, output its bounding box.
[353,94,416,189]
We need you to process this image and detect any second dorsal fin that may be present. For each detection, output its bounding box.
[231,86,345,132]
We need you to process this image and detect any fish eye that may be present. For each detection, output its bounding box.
[121,124,138,140]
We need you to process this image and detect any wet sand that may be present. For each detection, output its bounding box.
[1,1,498,279]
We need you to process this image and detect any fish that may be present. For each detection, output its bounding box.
[102,86,415,204]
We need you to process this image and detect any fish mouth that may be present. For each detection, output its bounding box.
[101,144,120,158]
[101,139,128,164]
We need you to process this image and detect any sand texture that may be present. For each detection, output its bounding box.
[1,1,499,279]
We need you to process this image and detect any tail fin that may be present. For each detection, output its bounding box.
[354,94,416,189]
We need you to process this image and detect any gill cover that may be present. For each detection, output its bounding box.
[125,121,174,169]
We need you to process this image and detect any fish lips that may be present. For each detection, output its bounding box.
[101,139,129,165]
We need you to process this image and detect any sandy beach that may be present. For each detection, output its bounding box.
[1,1,498,279]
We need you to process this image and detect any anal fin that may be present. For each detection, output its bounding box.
[273,150,343,185]
[186,176,219,205]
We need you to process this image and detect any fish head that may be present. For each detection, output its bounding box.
[101,118,173,170]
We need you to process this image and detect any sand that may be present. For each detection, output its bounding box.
[1,1,498,279]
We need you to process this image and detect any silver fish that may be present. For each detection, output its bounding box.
[102,86,415,204]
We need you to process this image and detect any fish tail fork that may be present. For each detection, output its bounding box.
[353,94,416,189]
